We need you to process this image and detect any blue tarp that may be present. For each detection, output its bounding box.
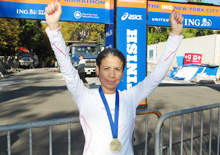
[168,62,219,81]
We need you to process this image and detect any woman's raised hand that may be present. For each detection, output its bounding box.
[45,1,62,30]
[169,10,184,36]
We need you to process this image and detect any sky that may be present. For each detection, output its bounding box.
[169,0,219,5]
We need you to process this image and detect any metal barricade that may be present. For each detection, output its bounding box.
[137,109,162,155]
[0,109,162,155]
[0,117,79,155]
[154,102,220,155]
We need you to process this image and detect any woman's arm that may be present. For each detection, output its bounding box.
[126,10,184,108]
[45,2,88,108]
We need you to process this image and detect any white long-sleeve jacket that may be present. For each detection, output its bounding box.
[46,27,183,155]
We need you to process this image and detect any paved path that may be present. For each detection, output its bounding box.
[0,68,219,155]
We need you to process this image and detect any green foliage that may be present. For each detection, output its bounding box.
[60,22,105,42]
[182,28,214,38]
[148,27,171,44]
[0,13,215,67]
[148,26,214,45]
[0,18,21,55]
[17,20,55,65]
[18,20,43,49]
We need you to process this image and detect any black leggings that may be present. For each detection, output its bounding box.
[79,72,88,84]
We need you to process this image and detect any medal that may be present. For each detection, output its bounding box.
[99,87,122,153]
[110,138,122,153]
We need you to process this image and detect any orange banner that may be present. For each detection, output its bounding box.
[148,1,220,17]
[117,0,146,8]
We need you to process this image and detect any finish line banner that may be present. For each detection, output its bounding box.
[148,1,220,30]
[116,0,147,94]
[0,0,111,23]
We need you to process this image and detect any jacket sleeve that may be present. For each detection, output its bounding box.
[45,27,89,109]
[77,64,84,71]
[125,33,184,108]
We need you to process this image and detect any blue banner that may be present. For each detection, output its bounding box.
[116,7,147,91]
[148,1,220,30]
[148,12,220,29]
[0,1,110,23]
[105,24,114,48]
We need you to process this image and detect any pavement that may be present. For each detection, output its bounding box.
[0,68,220,155]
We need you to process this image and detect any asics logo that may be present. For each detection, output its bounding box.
[121,12,142,21]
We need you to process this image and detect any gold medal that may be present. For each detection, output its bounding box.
[110,138,122,153]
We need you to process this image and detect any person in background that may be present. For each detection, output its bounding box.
[77,54,90,88]
[45,1,183,154]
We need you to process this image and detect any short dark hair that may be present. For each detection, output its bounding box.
[96,48,126,70]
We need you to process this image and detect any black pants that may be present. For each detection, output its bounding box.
[79,72,88,84]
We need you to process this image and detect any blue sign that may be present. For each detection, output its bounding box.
[0,1,110,24]
[148,12,220,30]
[116,7,147,91]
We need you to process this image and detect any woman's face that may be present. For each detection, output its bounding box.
[96,54,124,94]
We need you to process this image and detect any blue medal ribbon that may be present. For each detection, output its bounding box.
[99,86,119,138]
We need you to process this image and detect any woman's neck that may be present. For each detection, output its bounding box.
[101,86,116,94]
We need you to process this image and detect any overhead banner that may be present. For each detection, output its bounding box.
[0,0,111,23]
[148,1,220,29]
[116,0,147,99]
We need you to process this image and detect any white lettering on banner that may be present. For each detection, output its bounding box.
[127,44,137,54]
[106,44,112,49]
[126,29,138,89]
[16,9,45,15]
[16,9,28,14]
[106,30,112,37]
[127,55,137,62]
[184,18,212,27]
[38,10,45,15]
[29,9,37,15]
[121,12,142,21]
[74,11,100,19]
[127,63,137,75]
[152,18,169,22]
[162,5,173,10]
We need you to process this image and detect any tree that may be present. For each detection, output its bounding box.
[60,22,105,42]
[18,20,43,50]
[147,26,214,45]
[16,20,55,66]
[147,27,171,44]
[0,18,21,55]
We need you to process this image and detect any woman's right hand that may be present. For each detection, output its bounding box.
[45,1,62,30]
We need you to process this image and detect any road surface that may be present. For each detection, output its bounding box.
[0,68,220,155]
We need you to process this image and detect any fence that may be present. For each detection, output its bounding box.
[154,102,220,155]
[0,117,79,155]
[1,103,220,155]
[0,109,162,155]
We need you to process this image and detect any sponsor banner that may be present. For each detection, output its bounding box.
[0,0,110,9]
[148,1,220,29]
[105,24,114,48]
[105,0,114,48]
[116,7,146,92]
[0,0,110,23]
[149,1,220,16]
[149,12,220,29]
[117,0,146,8]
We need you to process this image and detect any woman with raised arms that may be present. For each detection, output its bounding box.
[45,2,184,155]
